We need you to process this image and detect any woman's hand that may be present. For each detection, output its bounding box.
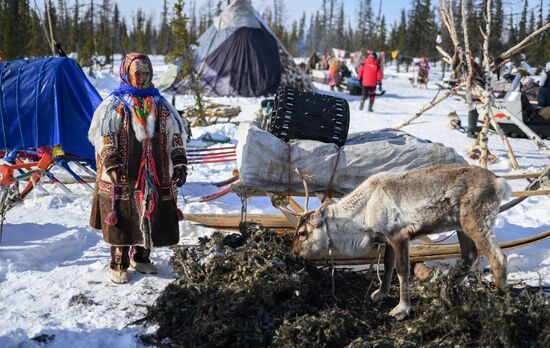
[172,165,187,187]
[107,167,121,185]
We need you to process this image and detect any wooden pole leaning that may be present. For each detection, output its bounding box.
[395,84,463,130]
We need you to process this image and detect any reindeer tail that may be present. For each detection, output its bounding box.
[496,177,513,201]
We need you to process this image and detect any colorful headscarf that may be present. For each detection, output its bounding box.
[119,53,153,89]
[114,53,158,135]
[101,53,184,138]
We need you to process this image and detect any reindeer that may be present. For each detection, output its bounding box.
[288,164,512,320]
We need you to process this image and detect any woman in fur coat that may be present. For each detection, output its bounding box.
[88,53,188,284]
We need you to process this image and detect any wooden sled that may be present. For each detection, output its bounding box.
[182,104,241,126]
[185,169,550,265]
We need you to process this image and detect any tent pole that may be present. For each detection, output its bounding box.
[45,0,56,56]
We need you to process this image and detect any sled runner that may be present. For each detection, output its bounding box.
[186,168,550,265]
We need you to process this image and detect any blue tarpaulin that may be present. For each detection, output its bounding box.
[0,57,101,160]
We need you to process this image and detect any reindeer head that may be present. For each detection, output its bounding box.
[285,169,333,258]
[292,204,332,257]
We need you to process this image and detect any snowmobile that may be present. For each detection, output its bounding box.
[346,76,386,96]
[487,75,550,139]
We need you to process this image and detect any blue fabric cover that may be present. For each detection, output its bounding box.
[0,57,101,160]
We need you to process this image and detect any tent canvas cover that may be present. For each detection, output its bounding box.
[168,0,313,97]
[0,57,101,160]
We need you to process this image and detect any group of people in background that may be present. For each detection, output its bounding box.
[305,47,549,134]
[306,50,434,113]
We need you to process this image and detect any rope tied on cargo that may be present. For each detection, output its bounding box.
[276,142,293,193]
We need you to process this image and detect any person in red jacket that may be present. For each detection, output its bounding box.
[357,50,383,112]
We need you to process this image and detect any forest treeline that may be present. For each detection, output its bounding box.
[1,0,549,67]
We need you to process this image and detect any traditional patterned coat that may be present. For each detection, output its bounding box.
[88,95,187,247]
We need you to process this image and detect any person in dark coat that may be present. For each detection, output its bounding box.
[88,53,188,284]
[357,51,383,112]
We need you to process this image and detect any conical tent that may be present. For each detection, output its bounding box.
[169,0,313,97]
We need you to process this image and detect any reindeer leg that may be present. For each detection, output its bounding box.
[371,243,394,302]
[462,213,507,292]
[457,229,478,268]
[388,236,411,320]
[473,232,507,292]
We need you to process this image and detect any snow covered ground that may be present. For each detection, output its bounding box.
[0,59,549,347]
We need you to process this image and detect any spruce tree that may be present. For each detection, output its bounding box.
[120,17,129,55]
[145,16,154,54]
[377,15,387,51]
[169,0,206,127]
[132,8,147,52]
[356,0,373,51]
[531,0,549,66]
[1,0,31,59]
[189,1,197,43]
[518,0,528,40]
[69,0,81,54]
[396,9,406,53]
[491,0,505,56]
[112,3,120,54]
[334,2,345,51]
[27,9,48,56]
[297,12,306,56]
[158,0,170,55]
[98,0,112,63]
[288,20,298,56]
[528,10,536,34]
[406,0,423,56]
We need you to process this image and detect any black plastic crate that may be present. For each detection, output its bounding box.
[268,86,350,147]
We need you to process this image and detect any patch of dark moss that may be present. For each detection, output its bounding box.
[141,223,550,347]
[371,266,550,347]
[69,293,98,307]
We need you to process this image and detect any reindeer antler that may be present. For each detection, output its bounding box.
[294,168,310,212]
[277,205,302,217]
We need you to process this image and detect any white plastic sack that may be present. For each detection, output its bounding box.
[236,123,466,194]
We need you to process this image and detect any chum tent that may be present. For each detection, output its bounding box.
[0,57,101,160]
[167,0,313,97]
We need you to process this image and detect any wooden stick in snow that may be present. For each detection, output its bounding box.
[395,84,463,130]
[478,0,493,168]
[474,1,519,170]
[472,85,521,169]
[461,0,475,118]
[478,112,491,167]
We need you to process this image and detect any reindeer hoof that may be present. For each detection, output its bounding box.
[371,289,388,302]
[389,303,411,320]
